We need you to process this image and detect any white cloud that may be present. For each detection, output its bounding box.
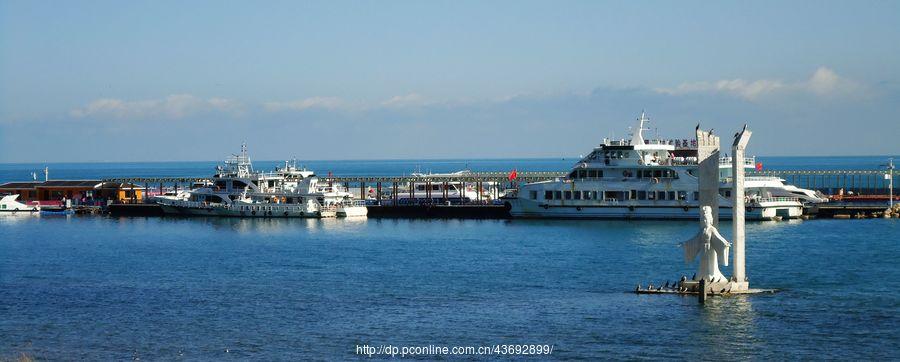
[260,93,437,113]
[656,79,785,100]
[380,93,429,108]
[70,94,242,120]
[806,67,841,95]
[262,96,344,112]
[654,67,859,100]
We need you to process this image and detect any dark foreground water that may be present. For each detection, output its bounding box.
[1,215,898,359]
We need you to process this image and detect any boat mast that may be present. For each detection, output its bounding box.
[630,111,649,145]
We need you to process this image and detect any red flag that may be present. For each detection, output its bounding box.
[755,162,763,171]
[508,169,518,181]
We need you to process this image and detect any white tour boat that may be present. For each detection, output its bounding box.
[382,170,492,205]
[504,112,809,220]
[0,194,40,212]
[154,145,366,218]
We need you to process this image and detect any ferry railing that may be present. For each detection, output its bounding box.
[719,157,756,166]
[754,196,801,203]
[720,176,781,183]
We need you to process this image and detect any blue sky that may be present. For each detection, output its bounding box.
[1,1,899,162]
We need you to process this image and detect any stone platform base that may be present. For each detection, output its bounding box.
[634,279,776,296]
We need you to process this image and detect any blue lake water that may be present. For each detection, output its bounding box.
[2,156,898,184]
[1,157,899,359]
[1,216,898,359]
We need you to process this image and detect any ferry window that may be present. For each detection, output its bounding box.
[630,190,637,200]
[693,192,700,201]
[564,191,572,200]
[545,191,553,200]
[658,191,666,200]
[637,191,647,200]
[667,191,676,200]
[597,170,603,177]
[529,191,537,200]
[588,170,597,178]
[648,191,656,200]
[574,191,582,200]
[554,191,562,200]
[678,191,687,200]
[725,190,732,198]
[654,170,663,178]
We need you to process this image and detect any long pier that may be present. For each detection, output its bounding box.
[754,170,897,195]
[101,169,898,219]
[102,169,898,195]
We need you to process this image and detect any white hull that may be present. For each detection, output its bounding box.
[506,198,801,221]
[157,201,333,218]
[0,195,39,212]
[337,205,368,217]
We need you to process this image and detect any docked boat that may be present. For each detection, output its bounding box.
[382,170,492,205]
[718,160,829,204]
[504,112,809,220]
[0,194,40,212]
[154,145,366,218]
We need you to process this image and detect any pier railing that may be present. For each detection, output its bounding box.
[102,169,897,201]
[748,170,897,195]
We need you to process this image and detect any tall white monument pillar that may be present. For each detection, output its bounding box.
[695,125,720,226]
[731,125,752,291]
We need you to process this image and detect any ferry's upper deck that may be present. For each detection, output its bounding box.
[575,112,755,170]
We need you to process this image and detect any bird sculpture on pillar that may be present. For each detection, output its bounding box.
[682,206,731,282]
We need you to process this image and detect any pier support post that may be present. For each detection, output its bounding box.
[361,181,366,200]
[698,278,707,304]
[392,182,398,204]
[477,182,482,203]
[376,182,382,205]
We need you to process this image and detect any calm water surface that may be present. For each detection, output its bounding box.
[1,215,898,359]
[2,156,898,183]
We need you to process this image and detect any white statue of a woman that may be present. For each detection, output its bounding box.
[683,206,731,281]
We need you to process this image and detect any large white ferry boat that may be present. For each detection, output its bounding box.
[155,145,367,218]
[504,113,813,220]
